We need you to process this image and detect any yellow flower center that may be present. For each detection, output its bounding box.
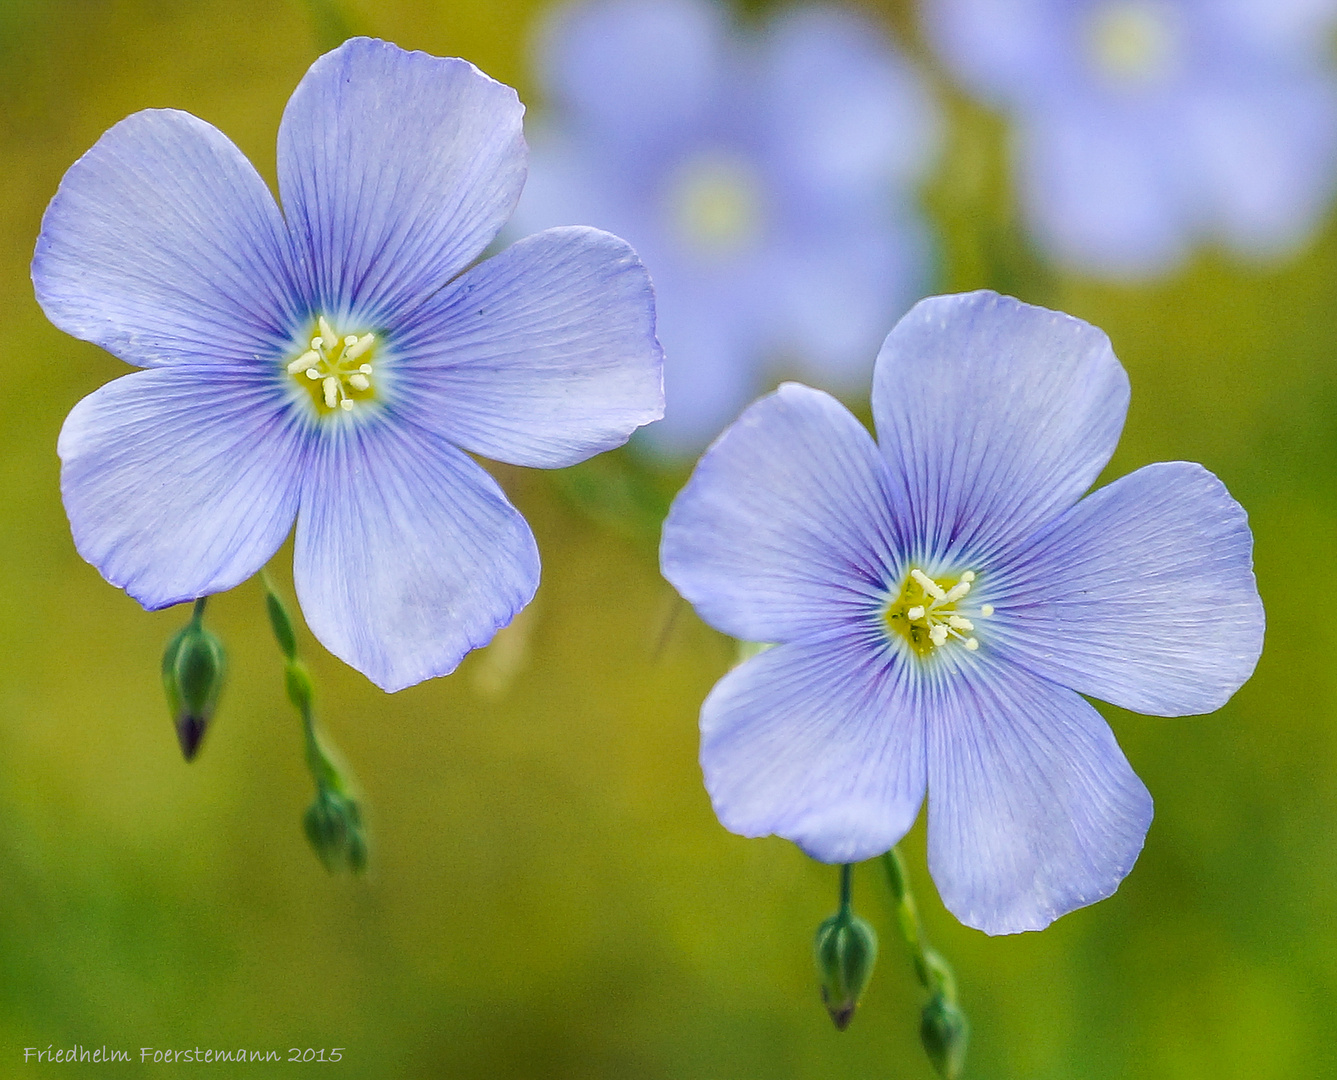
[668,152,763,256]
[286,315,378,415]
[884,568,993,658]
[1086,1,1177,88]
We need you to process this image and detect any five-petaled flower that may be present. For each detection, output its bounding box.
[33,37,664,692]
[923,0,1337,277]
[661,290,1263,934]
[514,0,939,452]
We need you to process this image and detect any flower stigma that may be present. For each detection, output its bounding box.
[1085,1,1176,89]
[883,568,992,658]
[668,151,764,257]
[286,315,378,415]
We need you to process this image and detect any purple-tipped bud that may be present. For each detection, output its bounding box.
[161,617,226,762]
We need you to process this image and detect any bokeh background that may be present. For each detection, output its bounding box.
[3,0,1336,1076]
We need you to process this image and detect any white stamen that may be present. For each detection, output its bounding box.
[907,606,925,621]
[322,376,339,409]
[286,349,321,374]
[981,605,995,618]
[910,569,946,601]
[344,335,359,347]
[344,333,376,361]
[310,336,324,349]
[947,616,974,631]
[944,580,972,602]
[359,363,373,375]
[318,315,337,343]
[961,571,976,583]
[964,638,979,651]
[929,624,948,647]
[305,368,321,380]
[349,373,370,391]
[340,399,354,411]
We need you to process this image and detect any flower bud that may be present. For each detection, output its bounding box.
[161,619,227,762]
[920,992,969,1080]
[813,910,878,1030]
[303,788,367,875]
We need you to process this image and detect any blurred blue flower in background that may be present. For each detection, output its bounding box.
[33,37,664,693]
[661,291,1264,934]
[514,0,940,453]
[924,0,1337,277]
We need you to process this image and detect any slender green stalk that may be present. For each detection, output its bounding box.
[261,570,367,874]
[881,848,968,1079]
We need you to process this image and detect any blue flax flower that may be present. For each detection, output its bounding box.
[513,0,940,452]
[924,0,1337,277]
[34,38,664,692]
[661,291,1263,933]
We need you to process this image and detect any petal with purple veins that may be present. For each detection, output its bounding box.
[926,654,1153,935]
[700,629,926,865]
[292,420,540,692]
[58,367,304,609]
[33,109,299,368]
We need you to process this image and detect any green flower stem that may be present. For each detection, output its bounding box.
[882,848,969,1079]
[260,570,367,875]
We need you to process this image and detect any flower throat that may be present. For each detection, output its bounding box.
[884,568,992,657]
[287,315,377,414]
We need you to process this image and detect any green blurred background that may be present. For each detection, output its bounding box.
[2,0,1334,1076]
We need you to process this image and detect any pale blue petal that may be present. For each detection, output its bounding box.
[761,5,940,196]
[661,383,901,643]
[33,109,299,367]
[535,0,724,147]
[771,213,931,388]
[927,656,1153,935]
[57,368,303,609]
[700,630,926,864]
[871,292,1130,565]
[1019,108,1189,277]
[391,226,663,469]
[277,38,526,322]
[292,420,539,693]
[989,462,1263,716]
[921,0,1066,104]
[645,307,756,453]
[1184,79,1337,260]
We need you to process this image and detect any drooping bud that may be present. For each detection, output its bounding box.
[813,908,878,1030]
[920,992,969,1080]
[161,603,226,762]
[303,787,367,875]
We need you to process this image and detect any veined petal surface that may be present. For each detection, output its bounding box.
[33,109,298,367]
[700,630,926,864]
[392,226,663,468]
[661,383,900,643]
[58,368,304,608]
[872,291,1130,563]
[293,421,540,693]
[926,655,1153,935]
[991,461,1263,716]
[278,37,527,322]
